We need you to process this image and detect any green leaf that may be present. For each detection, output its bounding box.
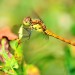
[64,46,75,75]
[10,40,19,51]
[0,38,19,75]
[70,24,75,36]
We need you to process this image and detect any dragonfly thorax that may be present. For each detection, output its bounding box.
[31,19,46,32]
[30,24,43,32]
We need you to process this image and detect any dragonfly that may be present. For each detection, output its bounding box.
[19,16,75,46]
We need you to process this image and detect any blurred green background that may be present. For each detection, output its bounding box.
[0,0,75,75]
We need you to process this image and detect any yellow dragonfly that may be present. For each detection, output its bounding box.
[19,16,75,46]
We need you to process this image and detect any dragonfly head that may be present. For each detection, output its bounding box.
[23,17,31,26]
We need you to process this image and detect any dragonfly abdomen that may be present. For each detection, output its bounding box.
[45,29,75,46]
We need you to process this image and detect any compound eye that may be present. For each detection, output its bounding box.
[25,17,31,21]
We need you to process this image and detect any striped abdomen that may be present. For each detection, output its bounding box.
[44,29,75,46]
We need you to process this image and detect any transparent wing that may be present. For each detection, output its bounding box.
[23,25,31,39]
[18,25,31,40]
[32,9,50,39]
[31,9,44,22]
[42,33,49,40]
